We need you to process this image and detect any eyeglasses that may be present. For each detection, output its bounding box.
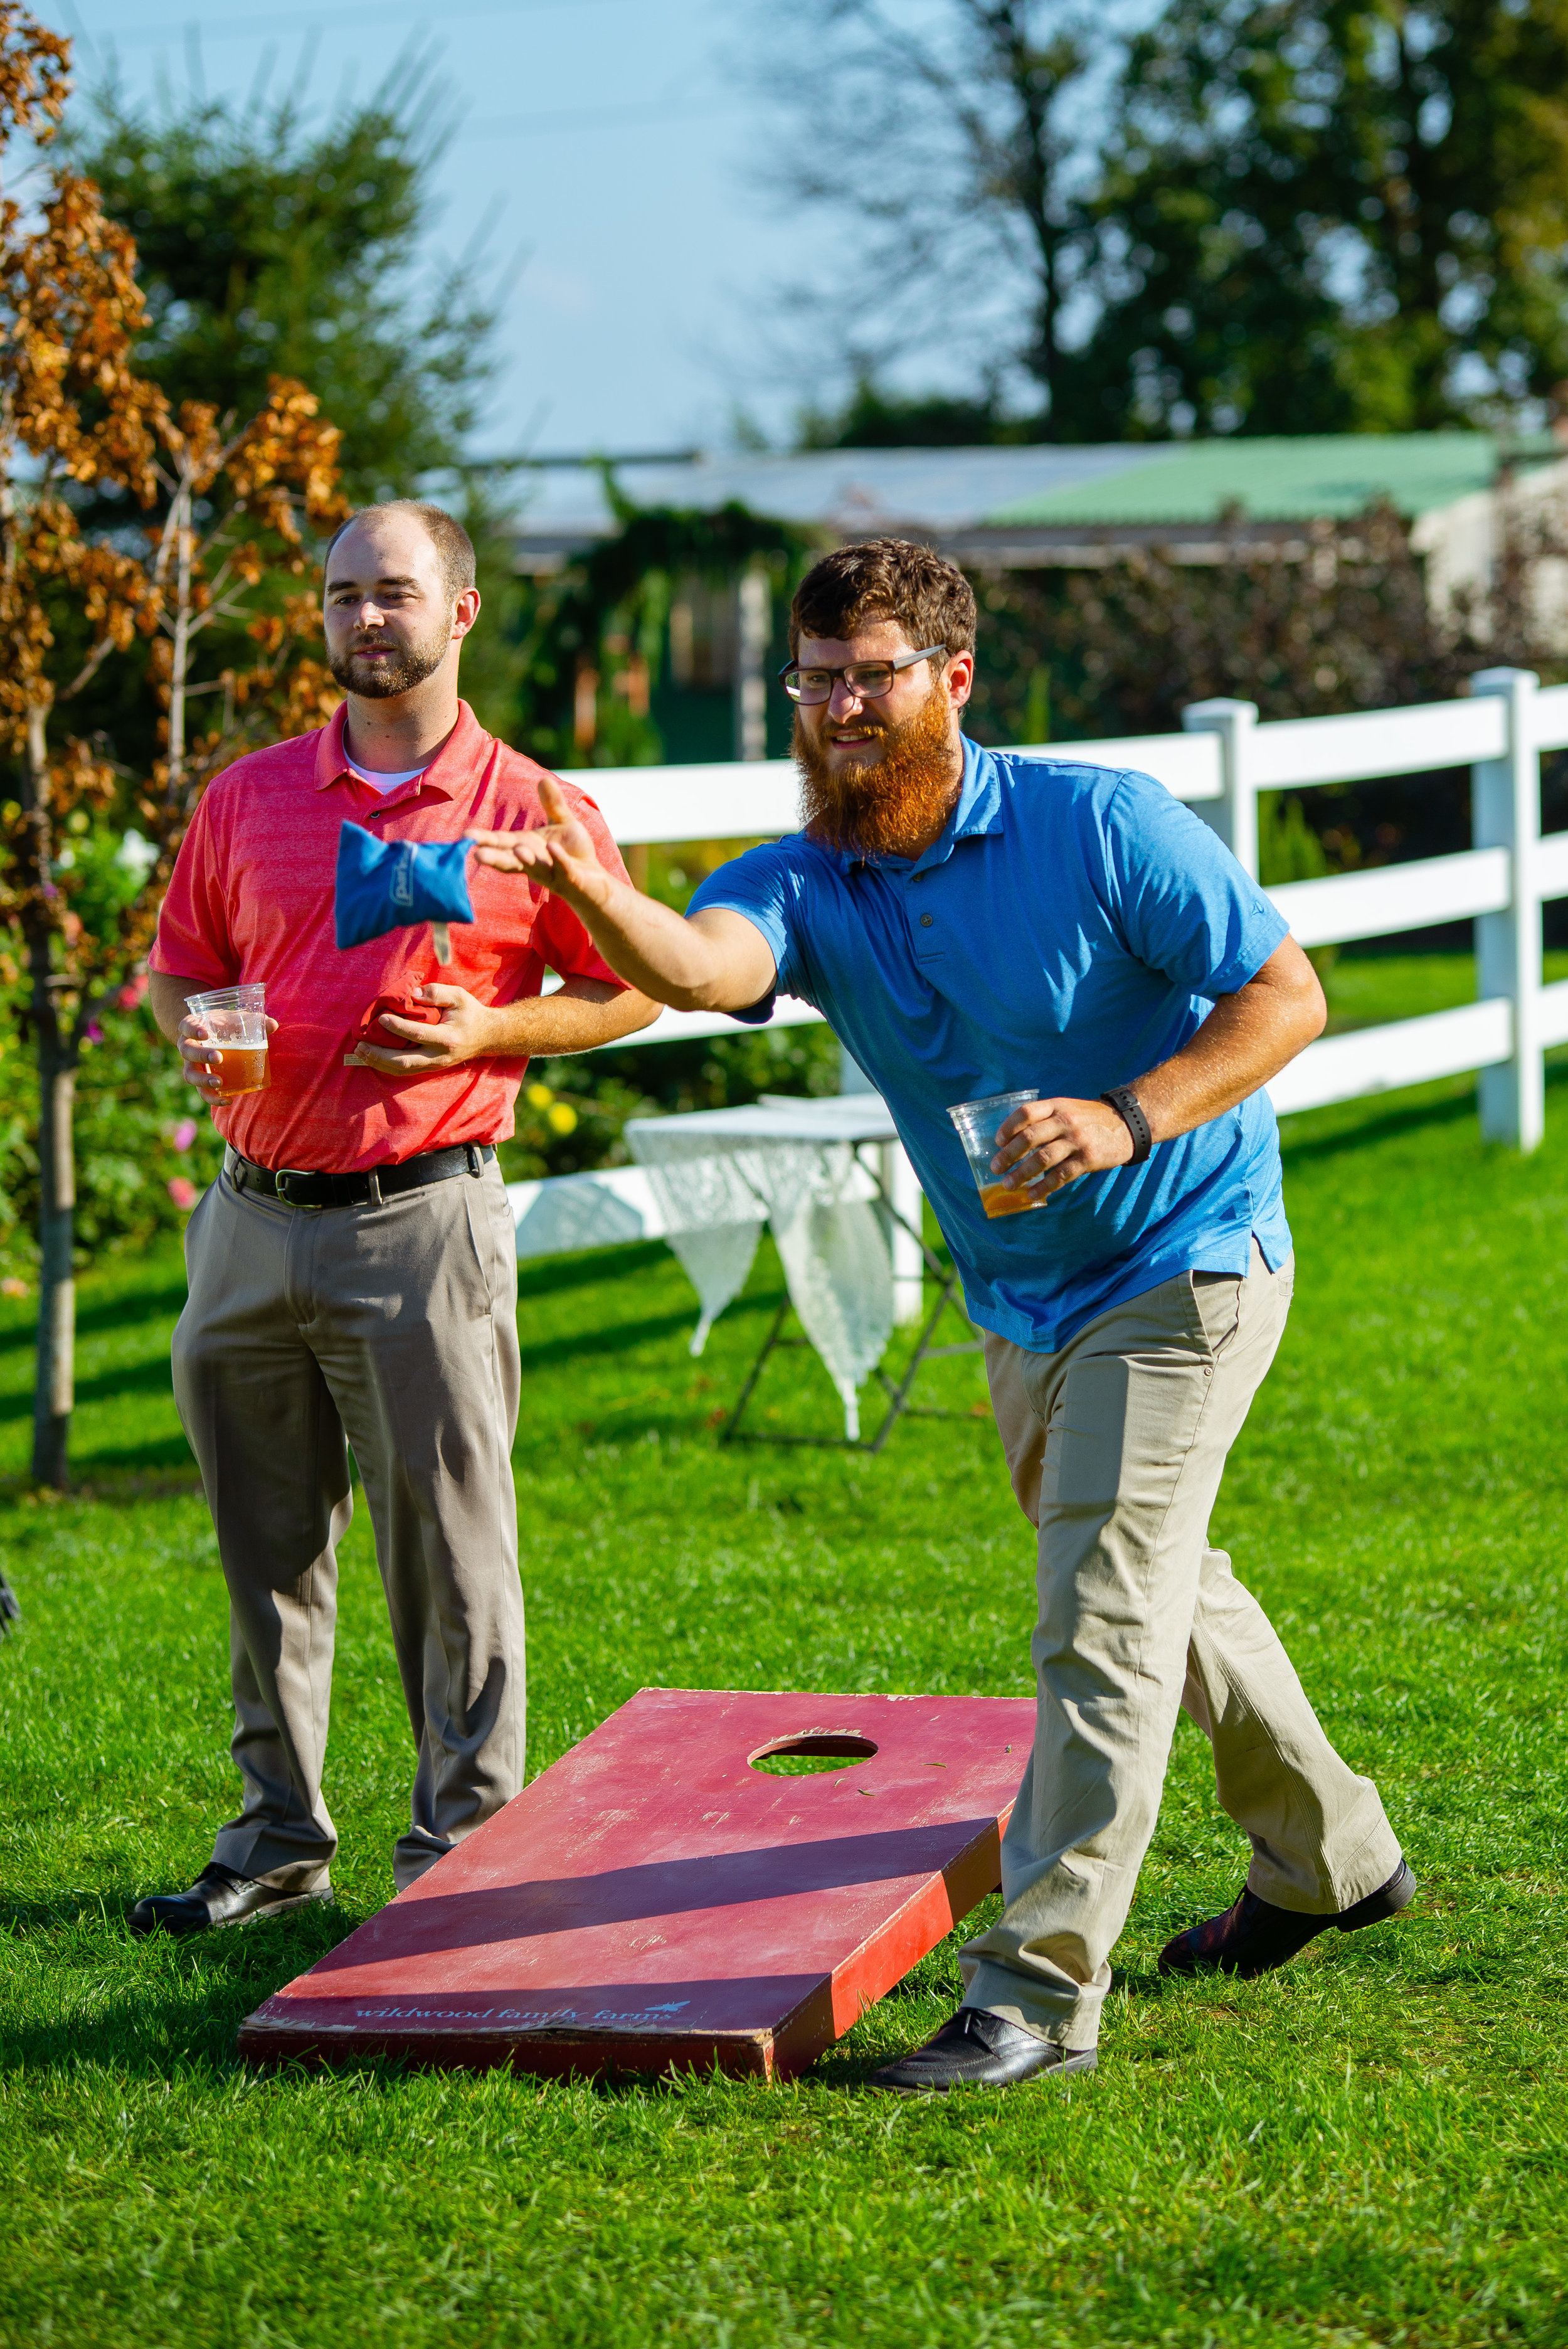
[778,644,948,705]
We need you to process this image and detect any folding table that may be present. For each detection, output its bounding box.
[625,1095,980,1452]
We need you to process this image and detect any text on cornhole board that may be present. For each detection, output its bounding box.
[239,1686,1035,2081]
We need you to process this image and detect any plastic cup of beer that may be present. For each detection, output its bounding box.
[948,1088,1051,1219]
[184,983,270,1102]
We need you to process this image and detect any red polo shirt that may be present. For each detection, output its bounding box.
[150,700,631,1173]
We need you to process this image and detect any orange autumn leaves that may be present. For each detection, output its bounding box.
[0,0,348,1000]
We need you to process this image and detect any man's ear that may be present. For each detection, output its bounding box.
[452,586,482,642]
[945,649,975,709]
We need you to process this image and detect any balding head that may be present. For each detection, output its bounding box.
[326,501,475,607]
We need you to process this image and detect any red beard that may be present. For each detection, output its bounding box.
[794,683,960,859]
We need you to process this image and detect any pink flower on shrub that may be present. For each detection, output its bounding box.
[167,1176,199,1212]
[172,1118,198,1153]
[85,1021,103,1045]
[117,973,149,1010]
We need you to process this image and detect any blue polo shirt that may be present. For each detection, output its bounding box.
[687,738,1293,1354]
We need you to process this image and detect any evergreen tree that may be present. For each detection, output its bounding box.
[66,56,494,498]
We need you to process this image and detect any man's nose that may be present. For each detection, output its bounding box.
[355,601,388,629]
[827,676,867,719]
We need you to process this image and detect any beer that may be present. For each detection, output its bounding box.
[209,1044,270,1101]
[978,1179,1047,1219]
[185,983,269,1105]
[950,1091,1054,1219]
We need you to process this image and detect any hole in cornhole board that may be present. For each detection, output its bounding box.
[750,1734,878,1776]
[238,1687,1035,2084]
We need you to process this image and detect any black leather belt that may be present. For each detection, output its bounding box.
[225,1142,495,1211]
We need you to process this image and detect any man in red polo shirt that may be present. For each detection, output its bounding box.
[130,499,655,1936]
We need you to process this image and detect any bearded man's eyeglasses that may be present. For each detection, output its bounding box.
[778,644,947,705]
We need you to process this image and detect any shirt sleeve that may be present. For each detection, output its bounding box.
[686,841,800,1022]
[147,787,241,987]
[531,784,635,988]
[1099,770,1288,999]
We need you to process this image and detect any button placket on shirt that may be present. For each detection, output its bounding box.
[909,868,945,961]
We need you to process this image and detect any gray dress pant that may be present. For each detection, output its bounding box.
[172,1157,526,1894]
[961,1243,1402,2049]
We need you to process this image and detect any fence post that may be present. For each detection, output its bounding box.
[733,559,770,762]
[1471,666,1544,1150]
[1181,698,1260,878]
[884,1145,926,1327]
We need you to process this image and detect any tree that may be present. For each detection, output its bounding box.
[1079,0,1568,437]
[795,374,1042,448]
[749,0,1099,436]
[1,4,346,1486]
[65,58,494,500]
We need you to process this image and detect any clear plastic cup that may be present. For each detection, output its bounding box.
[948,1088,1050,1219]
[184,982,271,1102]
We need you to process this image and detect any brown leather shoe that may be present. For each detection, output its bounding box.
[1158,1857,1417,1979]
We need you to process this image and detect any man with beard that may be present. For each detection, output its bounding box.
[130,501,656,1936]
[470,536,1414,2087]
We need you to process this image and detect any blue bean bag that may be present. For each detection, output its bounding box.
[335,823,475,952]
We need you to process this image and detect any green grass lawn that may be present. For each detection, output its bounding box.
[3,1049,1568,2345]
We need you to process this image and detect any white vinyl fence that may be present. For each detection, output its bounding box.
[559,663,1568,1151]
[512,665,1568,1271]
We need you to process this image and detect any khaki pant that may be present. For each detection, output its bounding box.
[961,1244,1401,2050]
[172,1159,526,1894]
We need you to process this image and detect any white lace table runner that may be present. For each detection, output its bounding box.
[625,1107,898,1440]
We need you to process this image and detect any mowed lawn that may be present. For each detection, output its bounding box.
[2,1050,1567,2345]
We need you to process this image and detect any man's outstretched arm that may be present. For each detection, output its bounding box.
[470,777,778,1013]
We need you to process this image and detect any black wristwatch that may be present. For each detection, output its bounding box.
[1101,1084,1153,1165]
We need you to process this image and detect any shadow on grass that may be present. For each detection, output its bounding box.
[0,1902,368,2079]
[516,1241,671,1303]
[516,1295,783,1376]
[1,1890,129,1934]
[1279,1084,1481,1167]
[0,1445,201,1499]
[1279,1051,1568,1169]
[0,1355,175,1424]
[0,1277,190,1357]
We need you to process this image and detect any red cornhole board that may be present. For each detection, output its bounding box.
[239,1686,1035,2082]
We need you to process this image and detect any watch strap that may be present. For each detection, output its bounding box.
[1101,1084,1153,1165]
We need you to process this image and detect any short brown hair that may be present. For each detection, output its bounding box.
[326,499,476,604]
[789,536,977,660]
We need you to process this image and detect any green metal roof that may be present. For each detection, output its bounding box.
[985,433,1563,528]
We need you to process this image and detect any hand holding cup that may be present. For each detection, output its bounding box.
[181,985,275,1105]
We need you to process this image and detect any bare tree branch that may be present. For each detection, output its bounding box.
[738,0,1108,431]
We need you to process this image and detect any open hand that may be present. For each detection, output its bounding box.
[470,776,610,913]
[993,1095,1135,1196]
[347,985,499,1075]
[179,1012,278,1105]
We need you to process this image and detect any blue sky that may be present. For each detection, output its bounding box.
[37,0,812,459]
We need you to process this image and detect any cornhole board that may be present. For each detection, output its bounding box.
[238,1685,1036,2082]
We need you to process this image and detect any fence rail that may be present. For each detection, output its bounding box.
[559,663,1568,1149]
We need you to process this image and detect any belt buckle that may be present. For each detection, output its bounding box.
[275,1168,322,1212]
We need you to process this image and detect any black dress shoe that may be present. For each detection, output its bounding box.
[871,2007,1098,2094]
[1158,1855,1417,1980]
[128,1862,331,1939]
